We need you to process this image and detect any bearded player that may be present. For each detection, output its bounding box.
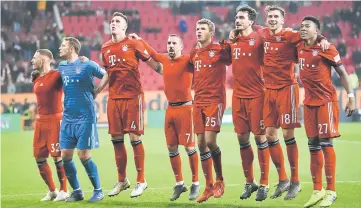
[31,49,68,202]
[129,32,200,201]
[224,5,271,201]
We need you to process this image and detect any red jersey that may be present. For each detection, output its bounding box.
[33,70,63,115]
[101,37,151,99]
[226,31,265,98]
[158,54,193,103]
[297,43,342,106]
[141,39,193,103]
[259,28,302,89]
[189,42,231,106]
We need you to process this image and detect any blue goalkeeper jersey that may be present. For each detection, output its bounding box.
[58,59,104,124]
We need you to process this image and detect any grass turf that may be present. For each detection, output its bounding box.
[1,123,361,207]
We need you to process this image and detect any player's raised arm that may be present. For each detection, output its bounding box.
[129,33,162,62]
[146,58,163,74]
[133,40,163,74]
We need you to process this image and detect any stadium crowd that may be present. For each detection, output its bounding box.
[1,1,361,94]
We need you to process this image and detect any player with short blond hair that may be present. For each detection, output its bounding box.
[190,18,231,203]
[31,49,68,202]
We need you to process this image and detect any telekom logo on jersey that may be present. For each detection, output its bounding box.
[233,48,241,59]
[194,60,202,71]
[299,58,305,70]
[108,55,117,66]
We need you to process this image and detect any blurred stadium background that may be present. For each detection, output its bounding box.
[1,1,361,130]
[1,1,361,208]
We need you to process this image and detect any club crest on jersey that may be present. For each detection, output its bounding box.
[122,45,128,51]
[300,50,303,54]
[275,36,281,42]
[76,67,81,74]
[312,50,319,56]
[209,50,215,57]
[249,38,255,46]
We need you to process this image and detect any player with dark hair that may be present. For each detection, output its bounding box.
[298,16,355,208]
[129,32,200,201]
[258,5,329,200]
[224,5,271,201]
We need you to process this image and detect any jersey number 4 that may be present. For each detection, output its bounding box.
[131,121,137,130]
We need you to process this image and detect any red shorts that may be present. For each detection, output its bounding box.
[33,113,62,158]
[232,95,265,135]
[193,103,225,134]
[107,94,145,136]
[304,102,340,139]
[165,104,195,147]
[264,84,301,129]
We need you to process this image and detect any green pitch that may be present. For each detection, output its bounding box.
[2,123,361,208]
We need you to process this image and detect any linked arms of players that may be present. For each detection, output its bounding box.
[146,58,163,75]
[334,65,356,117]
[128,33,163,75]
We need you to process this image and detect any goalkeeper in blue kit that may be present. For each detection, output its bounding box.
[58,37,105,202]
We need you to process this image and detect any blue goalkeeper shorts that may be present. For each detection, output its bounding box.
[60,122,99,150]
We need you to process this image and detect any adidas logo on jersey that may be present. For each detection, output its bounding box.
[39,83,44,86]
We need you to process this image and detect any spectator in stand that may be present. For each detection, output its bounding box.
[337,39,347,57]
[80,37,91,58]
[48,35,57,57]
[327,22,342,39]
[9,99,19,113]
[178,16,188,37]
[40,35,49,49]
[201,6,217,23]
[352,47,361,65]
[217,18,232,40]
[132,13,141,33]
[1,35,5,61]
[288,2,298,14]
[91,31,103,51]
[103,19,110,35]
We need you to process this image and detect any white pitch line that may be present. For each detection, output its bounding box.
[220,131,361,145]
[2,180,361,198]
